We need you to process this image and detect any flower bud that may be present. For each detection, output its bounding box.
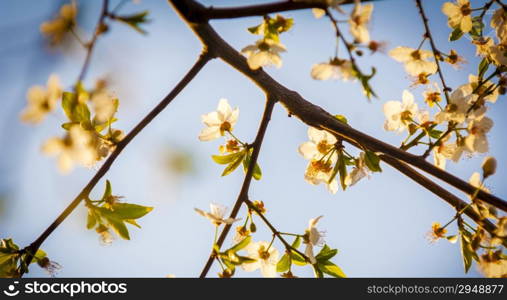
[481,156,497,178]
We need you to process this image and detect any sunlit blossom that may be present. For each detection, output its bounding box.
[194,203,240,226]
[20,75,62,124]
[389,46,437,76]
[442,0,472,33]
[241,39,286,70]
[242,241,279,277]
[199,98,239,142]
[304,216,325,264]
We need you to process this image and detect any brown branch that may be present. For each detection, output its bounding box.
[169,0,507,213]
[200,96,277,278]
[199,0,365,20]
[19,51,214,277]
[77,0,110,82]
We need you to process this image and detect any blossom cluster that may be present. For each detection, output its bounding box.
[21,77,124,173]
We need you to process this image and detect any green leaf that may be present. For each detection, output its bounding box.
[290,250,307,266]
[338,152,347,190]
[0,239,19,253]
[62,92,78,121]
[328,155,341,184]
[478,57,490,80]
[428,129,443,139]
[449,27,463,41]
[242,150,262,180]
[292,236,302,249]
[111,203,154,220]
[221,257,236,271]
[0,253,17,265]
[318,261,346,278]
[75,103,91,123]
[212,151,245,165]
[356,67,377,99]
[459,230,474,273]
[221,152,245,177]
[114,11,150,34]
[247,24,262,35]
[102,180,113,201]
[107,217,130,240]
[364,150,382,172]
[469,16,484,38]
[125,219,141,228]
[227,236,252,253]
[86,210,97,229]
[312,264,324,278]
[276,254,291,273]
[315,244,338,262]
[234,255,256,265]
[61,91,91,123]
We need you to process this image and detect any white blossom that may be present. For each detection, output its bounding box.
[194,203,240,226]
[241,39,286,70]
[242,241,279,277]
[199,98,239,142]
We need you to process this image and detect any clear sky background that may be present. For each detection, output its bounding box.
[0,0,505,277]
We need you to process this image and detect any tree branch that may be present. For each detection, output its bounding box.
[169,0,507,213]
[77,0,110,82]
[200,96,277,278]
[19,51,214,277]
[199,0,364,20]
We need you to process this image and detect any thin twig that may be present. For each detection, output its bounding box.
[244,199,309,261]
[19,51,214,277]
[200,96,277,278]
[77,0,110,82]
[414,0,451,104]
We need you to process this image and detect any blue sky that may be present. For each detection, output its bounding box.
[0,0,505,277]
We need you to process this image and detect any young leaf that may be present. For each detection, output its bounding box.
[114,11,150,34]
[292,236,302,249]
[212,151,245,165]
[276,254,291,273]
[221,152,246,177]
[449,27,463,41]
[364,150,382,172]
[338,152,347,190]
[62,92,78,121]
[111,203,154,220]
[318,261,346,278]
[478,57,490,80]
[428,129,443,139]
[242,150,262,180]
[315,244,338,262]
[227,236,252,253]
[86,210,97,229]
[102,180,113,201]
[290,250,307,266]
[459,229,474,273]
[107,216,130,240]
